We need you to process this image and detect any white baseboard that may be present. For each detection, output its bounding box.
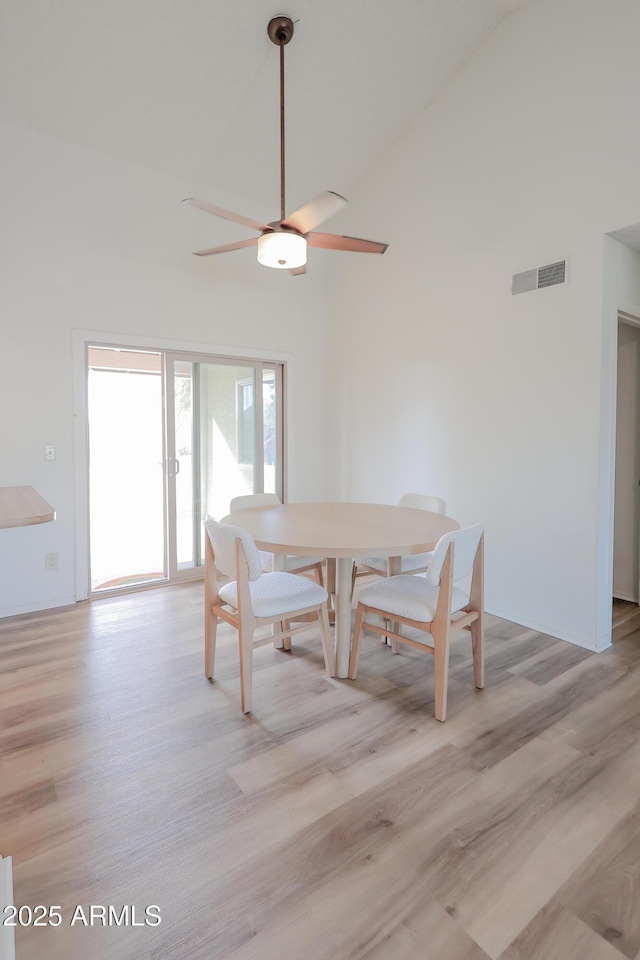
[0,856,15,960]
[485,605,603,652]
[613,591,639,604]
[0,595,77,620]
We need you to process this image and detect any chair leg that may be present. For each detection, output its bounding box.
[325,558,336,613]
[281,620,292,651]
[387,619,401,651]
[318,604,336,677]
[431,541,454,722]
[433,627,451,722]
[238,623,254,714]
[204,608,218,679]
[348,602,367,679]
[471,610,484,689]
[469,531,484,690]
[350,562,357,599]
[384,619,402,650]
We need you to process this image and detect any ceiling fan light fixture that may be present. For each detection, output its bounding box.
[184,15,387,271]
[257,230,307,269]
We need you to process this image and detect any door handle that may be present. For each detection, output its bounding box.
[168,458,180,478]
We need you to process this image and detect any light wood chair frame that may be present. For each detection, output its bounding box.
[348,533,484,722]
[229,493,325,586]
[352,494,446,593]
[204,534,335,713]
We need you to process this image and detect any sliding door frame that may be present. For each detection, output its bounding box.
[73,329,291,602]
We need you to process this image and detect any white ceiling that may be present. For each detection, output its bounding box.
[0,0,533,218]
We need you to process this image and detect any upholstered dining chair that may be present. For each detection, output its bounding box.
[229,493,324,585]
[352,493,446,591]
[348,523,484,722]
[204,519,335,713]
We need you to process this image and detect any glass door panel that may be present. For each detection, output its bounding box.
[166,357,283,574]
[263,368,277,495]
[87,347,166,592]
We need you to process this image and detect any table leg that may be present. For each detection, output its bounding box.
[334,557,353,678]
[273,551,287,649]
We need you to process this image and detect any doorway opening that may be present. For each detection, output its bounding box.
[86,345,284,595]
[612,313,640,640]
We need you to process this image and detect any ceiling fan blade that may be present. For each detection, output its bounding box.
[307,232,388,254]
[289,265,306,276]
[183,198,269,233]
[193,238,258,257]
[282,191,348,234]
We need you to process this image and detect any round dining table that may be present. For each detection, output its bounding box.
[221,501,459,678]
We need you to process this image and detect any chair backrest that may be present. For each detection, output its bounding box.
[229,492,281,512]
[204,518,263,582]
[398,493,446,514]
[425,524,484,587]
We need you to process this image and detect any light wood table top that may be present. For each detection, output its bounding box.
[221,501,459,677]
[221,501,458,559]
[0,485,56,528]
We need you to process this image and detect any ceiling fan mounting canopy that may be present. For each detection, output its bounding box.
[267,15,294,46]
[184,13,388,274]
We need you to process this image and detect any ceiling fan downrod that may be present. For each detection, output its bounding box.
[267,16,294,223]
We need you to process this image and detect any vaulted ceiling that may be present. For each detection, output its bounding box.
[0,0,534,216]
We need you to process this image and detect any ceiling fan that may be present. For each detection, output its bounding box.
[183,15,388,275]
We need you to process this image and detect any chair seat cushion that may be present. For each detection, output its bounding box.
[219,571,328,618]
[358,574,469,623]
[355,551,434,574]
[258,552,321,573]
[354,556,387,573]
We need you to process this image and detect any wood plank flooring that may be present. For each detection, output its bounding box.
[1,586,639,960]
[613,598,640,643]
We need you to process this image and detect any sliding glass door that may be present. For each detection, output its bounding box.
[165,356,283,575]
[87,346,283,593]
[87,347,166,592]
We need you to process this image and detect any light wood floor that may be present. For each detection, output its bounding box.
[1,585,640,960]
[613,597,640,642]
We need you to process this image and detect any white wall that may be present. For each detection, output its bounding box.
[324,0,640,649]
[0,123,327,617]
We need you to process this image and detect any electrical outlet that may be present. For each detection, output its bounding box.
[45,553,58,571]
